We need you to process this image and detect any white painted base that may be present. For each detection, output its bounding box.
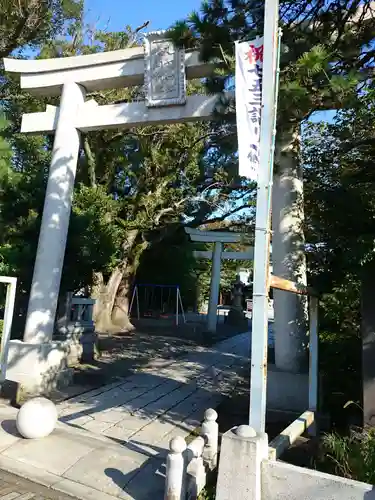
[5,340,74,394]
[267,364,308,412]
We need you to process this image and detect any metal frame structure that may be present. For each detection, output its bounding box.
[0,276,17,382]
[128,284,186,326]
[267,284,319,459]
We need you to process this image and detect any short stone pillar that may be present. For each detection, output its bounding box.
[55,294,97,365]
[165,436,187,500]
[185,436,206,500]
[216,425,268,500]
[201,408,219,469]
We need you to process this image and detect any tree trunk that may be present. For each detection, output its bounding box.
[361,258,375,427]
[272,125,308,373]
[112,275,135,331]
[91,230,145,334]
[92,267,125,333]
[112,240,149,330]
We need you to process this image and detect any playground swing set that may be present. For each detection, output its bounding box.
[128,284,186,326]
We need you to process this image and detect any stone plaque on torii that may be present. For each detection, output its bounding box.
[3,31,219,392]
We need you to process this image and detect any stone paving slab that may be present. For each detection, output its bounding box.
[0,470,76,500]
[0,333,249,500]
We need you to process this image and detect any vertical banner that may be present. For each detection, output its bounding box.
[235,37,264,180]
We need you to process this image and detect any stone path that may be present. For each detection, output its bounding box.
[0,333,249,500]
[0,470,75,500]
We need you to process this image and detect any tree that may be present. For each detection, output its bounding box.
[0,0,82,59]
[169,0,375,371]
[303,88,375,424]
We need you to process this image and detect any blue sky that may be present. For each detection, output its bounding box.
[85,0,202,32]
[84,1,336,124]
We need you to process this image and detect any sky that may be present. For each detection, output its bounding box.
[85,0,203,33]
[84,0,336,124]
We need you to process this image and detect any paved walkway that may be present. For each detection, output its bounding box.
[0,333,249,500]
[0,470,75,500]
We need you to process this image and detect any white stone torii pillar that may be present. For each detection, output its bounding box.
[185,228,253,332]
[4,32,216,347]
[24,82,86,343]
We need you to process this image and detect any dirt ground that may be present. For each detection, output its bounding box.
[51,318,246,402]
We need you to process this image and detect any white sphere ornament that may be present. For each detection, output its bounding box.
[16,397,58,439]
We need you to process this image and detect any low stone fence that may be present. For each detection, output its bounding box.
[164,408,219,500]
[215,420,375,500]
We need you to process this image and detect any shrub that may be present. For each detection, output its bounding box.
[320,427,375,484]
[319,330,361,429]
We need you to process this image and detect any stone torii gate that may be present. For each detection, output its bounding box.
[3,32,222,391]
[185,228,254,332]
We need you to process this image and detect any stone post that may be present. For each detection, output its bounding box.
[164,436,187,500]
[185,436,206,500]
[207,241,222,333]
[23,82,86,344]
[201,408,218,469]
[216,425,268,500]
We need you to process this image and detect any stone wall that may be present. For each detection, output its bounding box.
[216,425,375,500]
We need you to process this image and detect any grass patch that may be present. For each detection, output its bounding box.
[318,428,375,483]
[319,330,361,429]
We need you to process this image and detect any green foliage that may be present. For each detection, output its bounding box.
[62,185,123,293]
[169,0,374,128]
[304,89,375,284]
[0,114,12,180]
[303,89,375,426]
[0,0,83,58]
[136,230,199,309]
[320,428,375,483]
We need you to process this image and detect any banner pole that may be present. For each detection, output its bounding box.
[249,0,280,433]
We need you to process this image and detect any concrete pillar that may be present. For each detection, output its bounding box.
[24,82,86,344]
[272,138,308,373]
[207,241,222,332]
[216,425,268,500]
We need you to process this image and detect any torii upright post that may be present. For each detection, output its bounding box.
[24,82,85,344]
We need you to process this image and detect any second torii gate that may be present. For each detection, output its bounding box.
[185,228,254,332]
